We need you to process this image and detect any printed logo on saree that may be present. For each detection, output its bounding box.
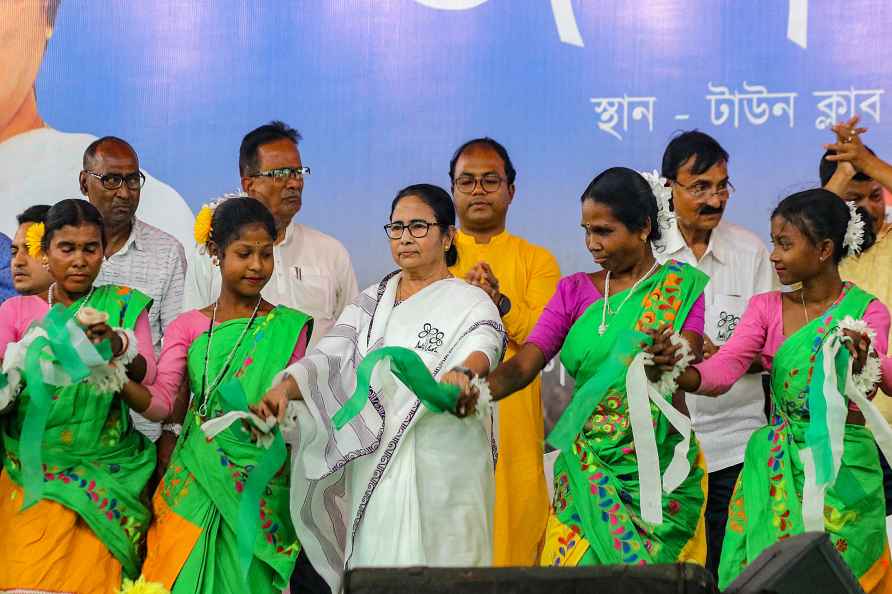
[416,323,445,353]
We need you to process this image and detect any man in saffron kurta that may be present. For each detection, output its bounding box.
[448,137,560,565]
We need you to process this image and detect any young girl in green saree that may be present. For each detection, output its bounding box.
[488,167,710,568]
[141,198,311,593]
[646,189,892,592]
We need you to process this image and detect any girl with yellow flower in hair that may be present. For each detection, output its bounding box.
[0,199,174,593]
[141,197,312,593]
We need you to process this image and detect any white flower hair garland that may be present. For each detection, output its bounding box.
[639,170,675,247]
[843,202,866,257]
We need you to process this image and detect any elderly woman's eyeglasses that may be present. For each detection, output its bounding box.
[84,170,146,191]
[384,220,441,240]
[249,166,311,182]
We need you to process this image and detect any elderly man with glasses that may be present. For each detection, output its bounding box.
[79,135,188,441]
[184,121,358,344]
[655,130,776,580]
[448,137,560,566]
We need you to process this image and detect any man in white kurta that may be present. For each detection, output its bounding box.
[184,122,358,347]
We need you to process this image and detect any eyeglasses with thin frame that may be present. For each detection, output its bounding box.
[249,166,311,182]
[453,173,506,194]
[84,170,146,191]
[384,220,442,240]
[672,179,735,200]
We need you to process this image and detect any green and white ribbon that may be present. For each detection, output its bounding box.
[800,331,849,532]
[11,305,113,508]
[212,379,289,583]
[547,330,692,526]
[801,317,890,533]
[333,346,460,430]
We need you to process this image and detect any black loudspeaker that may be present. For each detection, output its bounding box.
[724,532,864,594]
[345,563,717,593]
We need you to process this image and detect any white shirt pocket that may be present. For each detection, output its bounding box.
[290,269,335,320]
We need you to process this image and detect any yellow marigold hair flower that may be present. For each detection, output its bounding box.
[25,222,45,259]
[117,576,170,594]
[194,192,246,251]
[194,204,213,246]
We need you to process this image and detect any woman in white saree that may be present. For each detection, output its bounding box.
[255,184,506,592]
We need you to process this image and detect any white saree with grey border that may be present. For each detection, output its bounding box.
[279,273,505,592]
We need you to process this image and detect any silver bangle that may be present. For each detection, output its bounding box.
[161,423,182,437]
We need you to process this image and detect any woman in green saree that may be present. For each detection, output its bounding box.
[141,197,311,593]
[487,167,709,567]
[0,199,168,593]
[646,189,892,592]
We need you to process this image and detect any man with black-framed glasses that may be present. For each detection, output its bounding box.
[656,130,775,580]
[80,135,188,441]
[448,137,560,566]
[184,121,358,344]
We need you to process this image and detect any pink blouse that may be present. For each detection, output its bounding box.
[0,294,166,417]
[147,309,309,410]
[527,271,706,361]
[696,291,890,396]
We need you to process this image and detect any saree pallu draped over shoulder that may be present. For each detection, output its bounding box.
[0,285,153,593]
[541,260,710,568]
[719,285,892,593]
[142,306,310,594]
[283,274,506,594]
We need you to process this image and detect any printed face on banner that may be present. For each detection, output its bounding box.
[0,0,49,132]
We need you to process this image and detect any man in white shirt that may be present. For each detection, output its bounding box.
[655,131,775,579]
[81,136,187,441]
[0,0,195,247]
[184,121,358,348]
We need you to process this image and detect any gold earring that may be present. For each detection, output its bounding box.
[46,27,53,41]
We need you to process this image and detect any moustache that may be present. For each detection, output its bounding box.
[699,205,724,215]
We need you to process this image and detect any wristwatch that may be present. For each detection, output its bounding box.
[451,366,476,381]
[497,293,512,317]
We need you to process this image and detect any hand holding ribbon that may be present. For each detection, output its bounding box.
[333,346,461,430]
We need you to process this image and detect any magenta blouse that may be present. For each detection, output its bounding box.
[526,271,706,361]
[146,309,309,409]
[0,294,167,418]
[695,291,890,396]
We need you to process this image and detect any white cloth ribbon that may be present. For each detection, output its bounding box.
[626,351,693,525]
[800,334,849,531]
[200,410,295,449]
